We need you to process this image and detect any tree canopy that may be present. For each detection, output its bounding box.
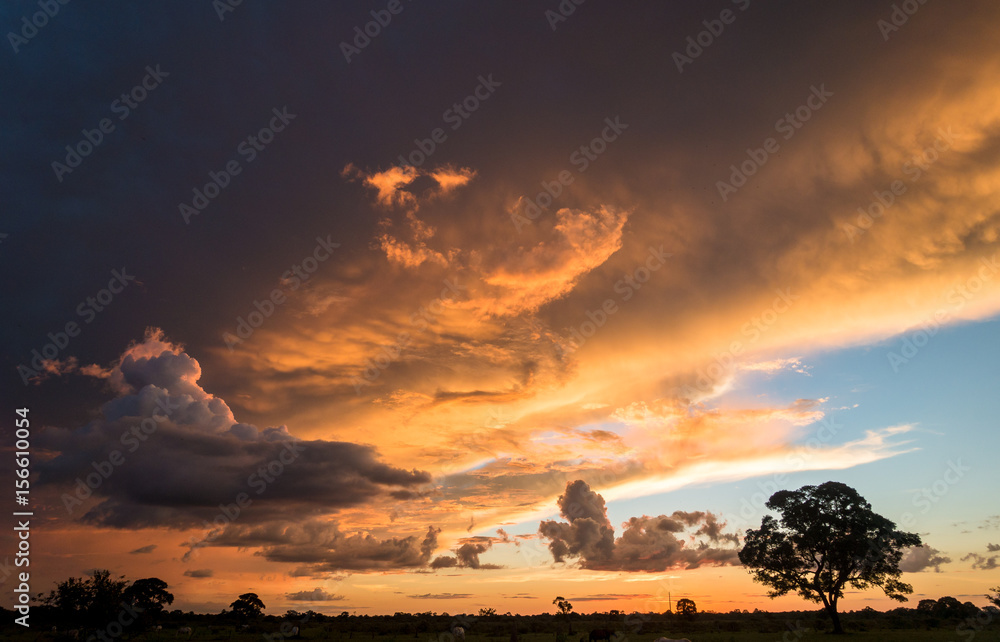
[126,578,174,612]
[987,587,1000,610]
[552,596,573,633]
[739,481,921,634]
[38,569,173,631]
[675,598,697,618]
[230,592,266,620]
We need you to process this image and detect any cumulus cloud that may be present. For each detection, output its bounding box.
[286,588,345,601]
[430,535,503,570]
[539,479,616,566]
[538,480,740,571]
[186,520,442,572]
[899,545,952,573]
[35,329,431,531]
[962,551,999,570]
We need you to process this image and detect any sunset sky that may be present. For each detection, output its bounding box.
[3,0,1000,617]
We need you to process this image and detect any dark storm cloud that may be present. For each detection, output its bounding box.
[538,480,741,571]
[287,567,347,580]
[34,330,431,529]
[0,0,910,408]
[6,0,1000,596]
[188,520,442,572]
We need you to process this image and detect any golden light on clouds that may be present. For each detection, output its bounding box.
[12,0,1000,619]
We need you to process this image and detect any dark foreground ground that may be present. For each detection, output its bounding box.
[7,631,1000,642]
[5,608,999,641]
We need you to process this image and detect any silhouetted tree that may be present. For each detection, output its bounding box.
[124,577,174,631]
[987,587,1000,609]
[125,578,173,614]
[230,593,265,621]
[39,569,129,629]
[934,596,965,619]
[553,596,573,634]
[675,598,697,619]
[739,481,921,634]
[917,599,937,614]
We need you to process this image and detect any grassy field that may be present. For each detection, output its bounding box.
[17,630,992,642]
[434,633,1000,642]
[464,633,995,642]
[8,622,999,642]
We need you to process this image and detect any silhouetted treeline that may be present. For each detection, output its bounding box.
[3,599,998,638]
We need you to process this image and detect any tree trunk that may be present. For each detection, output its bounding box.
[825,604,844,634]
